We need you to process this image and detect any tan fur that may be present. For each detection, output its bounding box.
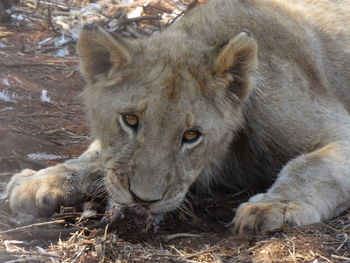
[6,0,350,239]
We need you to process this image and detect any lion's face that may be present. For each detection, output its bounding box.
[78,25,257,214]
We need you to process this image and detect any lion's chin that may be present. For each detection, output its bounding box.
[107,188,187,215]
[149,203,179,215]
[149,197,185,215]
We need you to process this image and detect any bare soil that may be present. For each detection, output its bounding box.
[0,18,350,263]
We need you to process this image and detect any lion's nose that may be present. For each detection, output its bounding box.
[130,190,161,204]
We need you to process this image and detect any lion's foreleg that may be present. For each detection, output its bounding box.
[231,141,350,239]
[5,140,104,217]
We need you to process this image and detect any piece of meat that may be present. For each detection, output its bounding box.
[102,204,158,242]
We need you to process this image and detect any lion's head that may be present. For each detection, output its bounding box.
[77,24,257,214]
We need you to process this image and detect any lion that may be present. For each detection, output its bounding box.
[5,0,350,239]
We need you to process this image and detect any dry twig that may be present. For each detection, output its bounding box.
[0,219,66,236]
[162,233,201,243]
[331,254,350,261]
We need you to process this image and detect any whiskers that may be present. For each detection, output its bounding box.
[107,190,120,209]
[175,192,197,220]
[90,177,108,203]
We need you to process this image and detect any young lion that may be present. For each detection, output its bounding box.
[5,0,350,239]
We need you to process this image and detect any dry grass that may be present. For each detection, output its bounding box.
[0,189,349,263]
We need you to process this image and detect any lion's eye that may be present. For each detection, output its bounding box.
[182,130,201,144]
[123,114,138,129]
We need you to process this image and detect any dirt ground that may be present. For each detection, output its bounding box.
[0,18,350,263]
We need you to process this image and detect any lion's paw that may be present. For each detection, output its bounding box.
[231,201,309,239]
[6,165,80,217]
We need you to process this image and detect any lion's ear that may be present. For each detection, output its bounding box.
[213,31,257,100]
[77,24,133,83]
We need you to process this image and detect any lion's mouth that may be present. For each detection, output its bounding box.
[106,174,189,215]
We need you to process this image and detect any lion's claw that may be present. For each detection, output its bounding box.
[6,166,84,217]
[231,201,306,240]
